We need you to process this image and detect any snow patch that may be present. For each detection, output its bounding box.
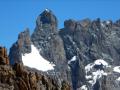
[91,70,107,85]
[106,20,111,24]
[85,75,92,79]
[113,66,120,73]
[86,70,107,85]
[85,59,108,73]
[85,59,120,87]
[116,77,120,81]
[101,22,105,28]
[94,59,108,66]
[22,45,55,71]
[45,8,50,12]
[48,36,51,39]
[80,85,87,90]
[85,63,94,73]
[68,56,77,64]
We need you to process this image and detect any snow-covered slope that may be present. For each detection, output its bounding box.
[22,45,55,71]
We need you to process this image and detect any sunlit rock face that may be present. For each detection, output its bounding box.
[9,9,120,90]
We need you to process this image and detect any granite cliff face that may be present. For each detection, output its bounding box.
[8,9,120,90]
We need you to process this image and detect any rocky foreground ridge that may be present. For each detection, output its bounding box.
[2,9,120,90]
[0,46,71,90]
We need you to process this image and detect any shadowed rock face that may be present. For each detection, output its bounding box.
[9,9,120,90]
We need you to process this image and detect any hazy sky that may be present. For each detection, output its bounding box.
[0,0,120,51]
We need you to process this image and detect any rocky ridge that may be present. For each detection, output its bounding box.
[59,18,120,90]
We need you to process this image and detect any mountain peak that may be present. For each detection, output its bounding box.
[36,9,58,28]
[45,8,50,12]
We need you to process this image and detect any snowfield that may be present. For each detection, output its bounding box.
[22,44,55,71]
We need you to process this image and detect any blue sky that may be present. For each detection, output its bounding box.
[0,0,120,51]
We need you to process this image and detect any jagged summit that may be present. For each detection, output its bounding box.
[36,9,58,28]
[63,18,120,29]
[45,8,50,12]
